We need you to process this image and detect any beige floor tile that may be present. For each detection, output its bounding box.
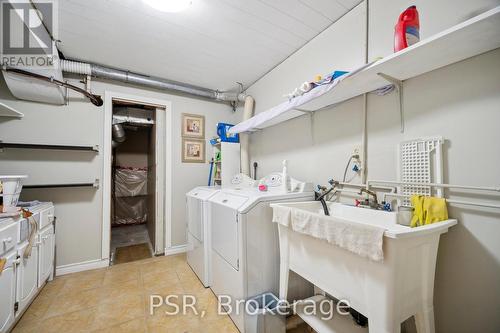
[179,276,206,294]
[141,269,179,291]
[139,259,176,275]
[202,316,239,333]
[103,264,141,285]
[15,307,97,333]
[91,318,147,333]
[16,294,54,324]
[37,278,66,298]
[88,293,145,331]
[146,311,201,333]
[58,276,105,295]
[44,286,103,318]
[13,255,239,333]
[143,291,185,317]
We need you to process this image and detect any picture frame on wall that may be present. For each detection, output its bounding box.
[182,138,205,163]
[182,113,205,138]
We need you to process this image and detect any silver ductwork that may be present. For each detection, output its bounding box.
[60,59,246,103]
[112,124,126,143]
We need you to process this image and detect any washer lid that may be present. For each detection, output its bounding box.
[186,186,220,201]
[209,191,249,210]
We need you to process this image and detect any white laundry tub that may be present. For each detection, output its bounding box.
[271,201,457,333]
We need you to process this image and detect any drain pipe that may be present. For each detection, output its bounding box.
[240,96,255,176]
[59,59,243,103]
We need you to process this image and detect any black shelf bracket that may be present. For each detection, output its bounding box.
[23,179,100,189]
[0,141,99,152]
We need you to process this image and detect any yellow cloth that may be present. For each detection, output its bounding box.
[410,195,448,228]
[0,258,6,274]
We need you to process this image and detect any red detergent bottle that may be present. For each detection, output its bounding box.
[394,6,420,52]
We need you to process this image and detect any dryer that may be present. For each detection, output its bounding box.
[186,186,219,287]
[186,175,255,287]
[208,172,314,332]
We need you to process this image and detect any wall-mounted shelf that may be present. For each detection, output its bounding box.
[0,102,23,118]
[0,142,99,152]
[23,179,100,189]
[229,6,500,134]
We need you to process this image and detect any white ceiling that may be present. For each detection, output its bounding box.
[57,0,361,91]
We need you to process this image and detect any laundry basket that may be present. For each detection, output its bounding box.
[0,175,27,212]
[245,293,285,333]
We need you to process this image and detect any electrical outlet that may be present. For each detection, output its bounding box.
[352,146,362,159]
[352,146,363,171]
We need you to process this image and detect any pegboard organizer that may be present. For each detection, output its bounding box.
[399,137,444,206]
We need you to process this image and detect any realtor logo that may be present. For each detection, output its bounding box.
[1,0,57,67]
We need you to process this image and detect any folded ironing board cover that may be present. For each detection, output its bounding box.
[229,62,375,134]
[273,204,385,262]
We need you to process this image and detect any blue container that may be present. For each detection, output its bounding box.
[217,123,239,143]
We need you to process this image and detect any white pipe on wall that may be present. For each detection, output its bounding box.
[367,180,500,192]
[240,96,255,176]
[383,192,500,210]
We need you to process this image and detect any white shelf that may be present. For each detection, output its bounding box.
[295,295,368,333]
[230,6,500,134]
[0,102,23,118]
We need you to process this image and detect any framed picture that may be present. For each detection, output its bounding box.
[182,138,205,163]
[182,113,205,138]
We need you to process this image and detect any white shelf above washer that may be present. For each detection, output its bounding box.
[0,102,23,118]
[229,6,500,134]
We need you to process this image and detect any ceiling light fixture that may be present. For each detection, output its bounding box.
[143,0,192,13]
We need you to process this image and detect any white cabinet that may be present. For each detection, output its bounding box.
[0,222,18,254]
[0,251,17,333]
[16,243,39,316]
[39,207,54,230]
[0,202,55,333]
[37,225,54,287]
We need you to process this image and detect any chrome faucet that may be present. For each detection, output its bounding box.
[358,188,379,208]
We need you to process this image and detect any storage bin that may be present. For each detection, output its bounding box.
[245,293,285,333]
[217,123,239,143]
[0,175,27,212]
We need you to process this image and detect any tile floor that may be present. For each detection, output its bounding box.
[12,254,239,333]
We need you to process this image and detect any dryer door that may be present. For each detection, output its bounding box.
[210,193,248,271]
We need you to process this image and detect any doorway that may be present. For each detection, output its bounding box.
[102,93,171,266]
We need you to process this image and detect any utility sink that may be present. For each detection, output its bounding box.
[279,201,457,238]
[271,201,457,333]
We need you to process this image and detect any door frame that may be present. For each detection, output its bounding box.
[102,91,173,262]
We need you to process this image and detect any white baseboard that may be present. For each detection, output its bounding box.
[165,244,187,256]
[56,258,109,276]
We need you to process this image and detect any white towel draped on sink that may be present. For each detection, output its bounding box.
[272,205,385,262]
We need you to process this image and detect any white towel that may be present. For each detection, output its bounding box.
[273,205,385,262]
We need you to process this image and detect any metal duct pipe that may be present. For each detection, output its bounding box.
[112,124,126,143]
[60,59,246,103]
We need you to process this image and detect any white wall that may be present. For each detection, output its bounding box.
[242,1,500,332]
[0,77,240,267]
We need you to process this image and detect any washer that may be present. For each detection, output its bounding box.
[208,172,314,332]
[186,175,255,287]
